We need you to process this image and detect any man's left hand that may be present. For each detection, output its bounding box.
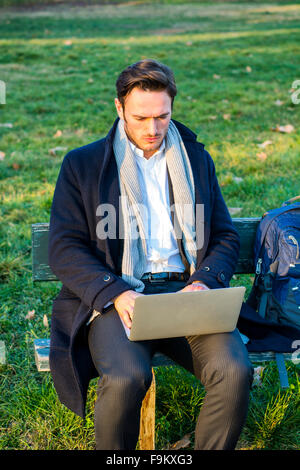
[179,281,210,293]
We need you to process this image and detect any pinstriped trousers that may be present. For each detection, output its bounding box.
[88,280,253,450]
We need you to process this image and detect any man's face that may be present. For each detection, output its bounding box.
[115,88,172,159]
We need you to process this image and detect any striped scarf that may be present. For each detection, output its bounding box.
[113,119,197,292]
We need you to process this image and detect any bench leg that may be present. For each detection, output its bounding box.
[138,368,156,450]
[275,353,289,389]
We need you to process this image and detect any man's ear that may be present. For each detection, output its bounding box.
[115,98,124,120]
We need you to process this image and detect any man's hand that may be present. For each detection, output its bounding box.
[179,281,210,293]
[113,290,144,329]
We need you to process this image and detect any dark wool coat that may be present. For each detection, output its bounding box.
[48,118,240,418]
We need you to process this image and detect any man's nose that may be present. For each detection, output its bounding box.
[147,118,157,136]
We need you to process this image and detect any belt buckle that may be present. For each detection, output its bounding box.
[148,272,167,284]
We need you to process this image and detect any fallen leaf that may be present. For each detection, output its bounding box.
[64,39,72,46]
[256,152,267,161]
[228,207,242,215]
[233,176,243,184]
[223,113,231,120]
[209,115,217,120]
[169,434,191,450]
[257,140,272,148]
[26,309,35,320]
[246,66,252,73]
[87,78,94,83]
[49,146,67,156]
[0,123,13,128]
[12,162,20,170]
[43,314,49,328]
[213,74,221,79]
[274,99,283,106]
[185,41,193,46]
[53,129,62,138]
[272,124,294,133]
[0,151,5,161]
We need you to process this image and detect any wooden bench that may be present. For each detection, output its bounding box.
[31,218,293,450]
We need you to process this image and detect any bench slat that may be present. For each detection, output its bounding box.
[32,223,56,282]
[34,339,293,372]
[32,218,261,281]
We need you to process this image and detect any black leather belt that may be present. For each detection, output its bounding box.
[141,272,188,283]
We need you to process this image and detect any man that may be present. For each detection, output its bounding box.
[48,59,253,450]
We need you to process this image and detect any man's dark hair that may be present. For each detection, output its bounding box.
[116,59,177,108]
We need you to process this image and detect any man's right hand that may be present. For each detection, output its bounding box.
[113,290,144,329]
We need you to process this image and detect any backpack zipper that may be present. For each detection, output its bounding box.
[256,258,262,274]
[288,235,299,259]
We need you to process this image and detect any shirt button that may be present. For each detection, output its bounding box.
[103,274,111,282]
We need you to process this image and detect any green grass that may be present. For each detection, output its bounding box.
[0,0,299,450]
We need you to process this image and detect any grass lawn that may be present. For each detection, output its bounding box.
[0,0,299,451]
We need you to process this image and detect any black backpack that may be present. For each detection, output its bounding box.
[247,196,300,329]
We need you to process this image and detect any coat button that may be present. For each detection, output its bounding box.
[103,274,111,282]
[219,273,226,281]
[203,266,210,271]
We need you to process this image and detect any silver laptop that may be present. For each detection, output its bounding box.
[122,286,245,341]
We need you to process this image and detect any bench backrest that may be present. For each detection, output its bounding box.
[32,218,260,281]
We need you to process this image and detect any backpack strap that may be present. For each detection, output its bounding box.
[257,272,273,318]
[282,195,300,206]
